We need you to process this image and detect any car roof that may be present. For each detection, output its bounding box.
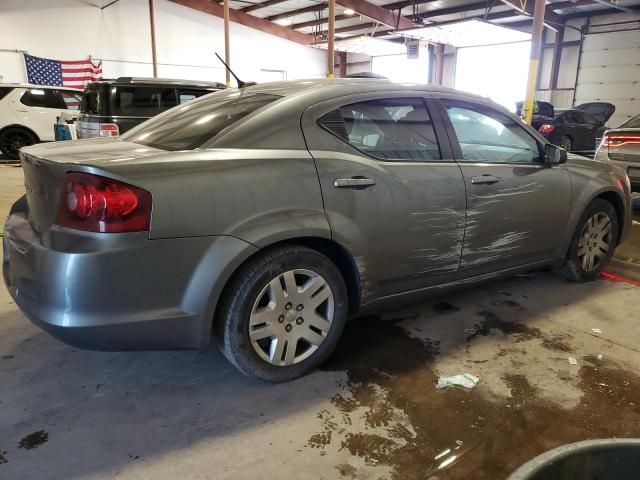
[88,77,226,89]
[245,78,474,98]
[0,83,82,91]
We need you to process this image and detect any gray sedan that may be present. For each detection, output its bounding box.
[3,79,633,382]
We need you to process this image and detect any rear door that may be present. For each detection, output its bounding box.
[302,93,466,302]
[435,97,571,277]
[561,112,582,150]
[13,88,66,141]
[571,111,593,152]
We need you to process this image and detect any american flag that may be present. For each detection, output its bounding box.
[24,53,102,88]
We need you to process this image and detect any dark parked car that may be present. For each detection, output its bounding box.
[595,113,640,191]
[76,77,225,138]
[4,80,632,382]
[517,101,615,153]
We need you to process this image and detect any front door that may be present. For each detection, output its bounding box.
[436,98,572,277]
[301,94,467,302]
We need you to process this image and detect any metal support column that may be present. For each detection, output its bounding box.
[522,0,546,124]
[549,26,565,91]
[149,0,158,78]
[435,43,445,85]
[327,0,335,79]
[337,51,347,78]
[224,0,231,87]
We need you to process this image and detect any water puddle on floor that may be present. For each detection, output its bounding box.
[313,310,640,480]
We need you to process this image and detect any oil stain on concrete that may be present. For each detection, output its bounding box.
[18,431,48,450]
[312,305,640,480]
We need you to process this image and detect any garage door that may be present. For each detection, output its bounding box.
[574,26,640,129]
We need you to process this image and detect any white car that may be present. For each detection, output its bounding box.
[0,84,82,159]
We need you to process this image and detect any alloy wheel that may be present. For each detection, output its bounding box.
[1,131,34,158]
[560,137,572,151]
[577,212,613,272]
[249,269,334,366]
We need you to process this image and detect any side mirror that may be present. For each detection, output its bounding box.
[545,143,567,165]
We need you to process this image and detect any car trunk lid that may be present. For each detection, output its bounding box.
[20,138,162,234]
[575,102,615,125]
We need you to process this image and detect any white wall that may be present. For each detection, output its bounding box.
[0,0,326,84]
[536,11,640,110]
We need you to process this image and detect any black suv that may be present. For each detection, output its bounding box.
[76,77,225,139]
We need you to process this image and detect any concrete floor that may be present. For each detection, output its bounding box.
[2,164,640,480]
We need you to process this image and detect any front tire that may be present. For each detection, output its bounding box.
[217,245,348,382]
[559,199,618,282]
[0,127,37,160]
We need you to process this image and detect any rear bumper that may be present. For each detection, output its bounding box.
[606,158,640,191]
[3,208,257,351]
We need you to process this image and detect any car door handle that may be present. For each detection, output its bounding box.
[471,175,500,185]
[333,177,376,189]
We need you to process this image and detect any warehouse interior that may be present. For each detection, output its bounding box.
[1,0,640,479]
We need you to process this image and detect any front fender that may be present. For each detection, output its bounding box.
[558,156,631,258]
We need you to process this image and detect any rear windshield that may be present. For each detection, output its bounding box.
[112,86,177,116]
[121,91,280,151]
[621,114,640,129]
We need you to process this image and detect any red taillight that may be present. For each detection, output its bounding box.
[539,124,555,134]
[55,172,151,233]
[99,123,119,137]
[601,133,640,148]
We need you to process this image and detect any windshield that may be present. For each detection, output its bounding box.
[120,91,281,151]
[620,114,640,129]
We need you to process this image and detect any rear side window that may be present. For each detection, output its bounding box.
[564,112,579,124]
[444,101,541,164]
[121,92,280,151]
[20,88,63,109]
[81,87,100,114]
[112,86,177,116]
[178,89,211,104]
[621,114,640,129]
[0,87,13,101]
[319,98,441,161]
[59,91,82,110]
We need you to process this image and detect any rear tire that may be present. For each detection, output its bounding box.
[558,199,618,282]
[216,245,348,382]
[0,127,37,160]
[559,135,572,152]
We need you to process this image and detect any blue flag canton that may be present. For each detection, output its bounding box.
[24,54,63,86]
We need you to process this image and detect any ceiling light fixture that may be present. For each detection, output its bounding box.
[274,18,292,26]
[344,8,355,14]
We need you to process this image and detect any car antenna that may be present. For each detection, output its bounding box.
[214,53,256,88]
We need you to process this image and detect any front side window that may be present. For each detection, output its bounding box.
[445,102,541,164]
[20,88,63,109]
[319,97,441,161]
[121,92,280,151]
